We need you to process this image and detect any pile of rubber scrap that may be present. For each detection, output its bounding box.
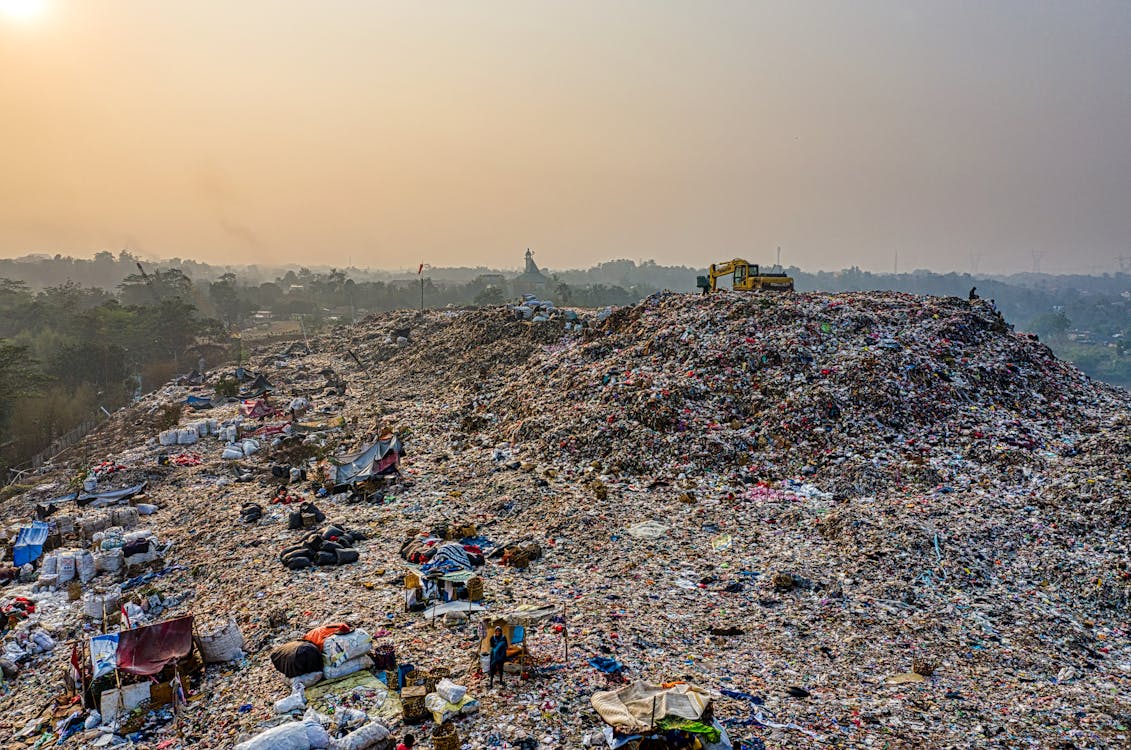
[497,540,543,569]
[239,503,263,523]
[279,525,365,570]
[286,501,327,529]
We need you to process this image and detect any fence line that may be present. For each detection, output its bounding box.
[6,416,104,484]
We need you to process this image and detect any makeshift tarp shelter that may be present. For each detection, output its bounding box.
[93,615,195,676]
[333,436,405,486]
[478,604,558,671]
[239,399,277,419]
[13,521,50,566]
[591,681,732,749]
[239,374,274,397]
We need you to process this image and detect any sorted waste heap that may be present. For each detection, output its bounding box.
[0,290,1128,749]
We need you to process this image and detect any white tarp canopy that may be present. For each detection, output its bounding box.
[590,680,719,732]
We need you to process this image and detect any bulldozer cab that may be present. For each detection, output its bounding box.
[732,263,748,287]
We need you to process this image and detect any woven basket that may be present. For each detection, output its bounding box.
[404,669,426,687]
[402,687,427,723]
[466,576,484,602]
[404,571,422,590]
[423,666,449,694]
[371,642,396,670]
[432,720,459,750]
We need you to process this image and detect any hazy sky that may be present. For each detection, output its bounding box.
[1,1,1129,274]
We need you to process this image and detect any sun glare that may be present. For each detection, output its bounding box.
[0,0,46,22]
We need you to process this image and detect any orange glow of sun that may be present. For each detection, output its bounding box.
[0,0,47,22]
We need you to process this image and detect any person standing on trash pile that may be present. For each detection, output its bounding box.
[489,626,508,688]
[396,733,415,750]
[969,286,978,301]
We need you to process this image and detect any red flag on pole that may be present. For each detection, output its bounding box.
[70,643,84,688]
[418,263,424,275]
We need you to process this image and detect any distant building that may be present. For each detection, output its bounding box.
[511,248,550,295]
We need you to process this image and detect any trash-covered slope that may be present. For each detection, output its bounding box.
[476,292,1125,517]
[0,291,1128,750]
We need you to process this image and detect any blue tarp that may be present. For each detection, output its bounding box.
[185,395,214,410]
[588,657,625,674]
[13,521,50,567]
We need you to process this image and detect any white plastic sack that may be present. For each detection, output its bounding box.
[331,721,390,750]
[41,554,57,576]
[303,707,332,729]
[292,671,324,689]
[222,447,244,460]
[158,430,177,446]
[322,654,372,680]
[95,550,123,574]
[76,550,97,583]
[241,439,260,456]
[176,428,198,445]
[83,592,121,619]
[274,686,307,714]
[136,504,158,515]
[111,507,139,528]
[306,722,331,748]
[57,553,76,584]
[322,630,372,668]
[233,720,329,750]
[123,602,145,624]
[435,677,467,704]
[31,631,56,652]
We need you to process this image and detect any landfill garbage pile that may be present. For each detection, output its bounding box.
[481,291,1127,512]
[0,291,1128,749]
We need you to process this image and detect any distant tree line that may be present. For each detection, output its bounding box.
[0,277,218,479]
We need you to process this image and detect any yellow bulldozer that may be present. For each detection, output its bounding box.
[696,259,794,293]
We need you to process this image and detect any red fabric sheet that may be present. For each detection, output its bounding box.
[302,623,352,649]
[116,615,194,676]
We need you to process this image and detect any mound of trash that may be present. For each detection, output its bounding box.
[476,291,1126,509]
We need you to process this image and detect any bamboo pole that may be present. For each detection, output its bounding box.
[173,659,185,742]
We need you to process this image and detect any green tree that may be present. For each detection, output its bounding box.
[1029,311,1071,340]
[474,286,505,306]
[209,272,242,328]
[0,341,42,464]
